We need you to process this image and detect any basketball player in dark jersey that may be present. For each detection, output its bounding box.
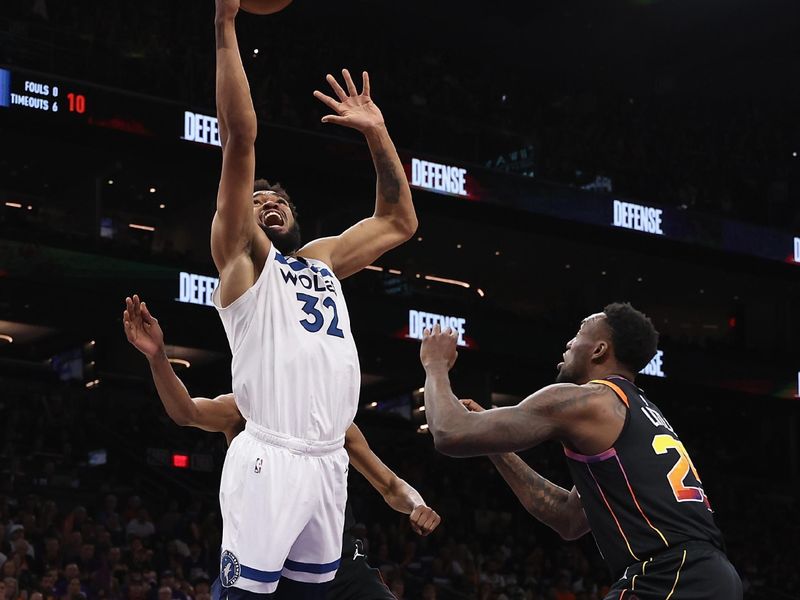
[123,295,440,599]
[420,303,741,600]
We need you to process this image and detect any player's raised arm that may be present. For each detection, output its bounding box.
[123,296,243,444]
[344,423,441,536]
[210,0,269,305]
[420,325,611,457]
[302,70,417,279]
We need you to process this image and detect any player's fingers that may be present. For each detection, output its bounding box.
[427,512,442,533]
[422,328,431,339]
[409,519,422,535]
[421,511,439,535]
[342,68,358,97]
[140,301,155,323]
[325,74,348,101]
[321,115,348,126]
[434,323,441,335]
[312,90,341,112]
[362,71,370,96]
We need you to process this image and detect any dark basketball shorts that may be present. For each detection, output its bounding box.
[328,538,396,600]
[605,541,742,600]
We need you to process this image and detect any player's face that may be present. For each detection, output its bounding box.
[556,313,606,384]
[253,191,301,254]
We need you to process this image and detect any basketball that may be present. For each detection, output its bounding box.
[240,0,293,15]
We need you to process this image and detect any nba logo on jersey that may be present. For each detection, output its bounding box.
[254,457,262,473]
[220,550,241,587]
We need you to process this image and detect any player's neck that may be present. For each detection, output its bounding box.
[585,366,635,384]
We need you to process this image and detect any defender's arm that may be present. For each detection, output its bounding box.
[345,423,441,536]
[421,326,609,457]
[490,453,590,540]
[123,296,243,443]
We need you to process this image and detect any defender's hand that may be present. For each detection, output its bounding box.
[123,295,165,359]
[409,505,441,537]
[461,399,485,413]
[313,69,385,133]
[420,324,458,371]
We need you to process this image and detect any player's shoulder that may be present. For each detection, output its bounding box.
[526,382,615,416]
[296,237,336,272]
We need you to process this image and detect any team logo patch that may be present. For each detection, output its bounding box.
[220,550,241,587]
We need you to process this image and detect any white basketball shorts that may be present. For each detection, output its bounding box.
[218,421,349,594]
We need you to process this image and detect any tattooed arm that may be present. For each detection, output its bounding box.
[457,399,589,540]
[490,453,590,540]
[300,70,417,279]
[420,326,623,458]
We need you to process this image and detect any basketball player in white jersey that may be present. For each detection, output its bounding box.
[122,296,441,600]
[212,0,417,597]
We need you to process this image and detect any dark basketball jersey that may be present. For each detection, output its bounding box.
[565,376,724,578]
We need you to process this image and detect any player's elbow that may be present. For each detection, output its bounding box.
[224,124,257,148]
[432,430,468,457]
[168,406,199,428]
[170,413,193,427]
[395,213,418,241]
[558,518,590,541]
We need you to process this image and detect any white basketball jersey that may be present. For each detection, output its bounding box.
[213,244,360,441]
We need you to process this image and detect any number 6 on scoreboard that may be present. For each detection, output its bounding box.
[652,434,710,508]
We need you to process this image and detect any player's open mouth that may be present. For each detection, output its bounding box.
[261,210,285,229]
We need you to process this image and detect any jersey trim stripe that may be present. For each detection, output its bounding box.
[586,464,640,562]
[665,550,687,600]
[614,454,670,548]
[631,558,651,591]
[240,565,283,583]
[590,379,630,407]
[564,446,617,463]
[284,558,341,574]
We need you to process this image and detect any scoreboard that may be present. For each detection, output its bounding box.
[1,68,88,118]
[0,66,219,145]
[2,65,798,269]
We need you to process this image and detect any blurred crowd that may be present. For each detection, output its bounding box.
[2,0,797,230]
[1,380,798,600]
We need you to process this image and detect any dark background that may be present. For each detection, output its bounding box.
[0,0,799,598]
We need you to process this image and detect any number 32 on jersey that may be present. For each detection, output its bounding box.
[296,293,345,338]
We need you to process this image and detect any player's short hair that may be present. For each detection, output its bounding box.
[254,178,299,219]
[603,302,659,373]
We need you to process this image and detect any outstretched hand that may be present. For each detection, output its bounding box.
[420,323,459,371]
[313,69,385,133]
[123,295,165,359]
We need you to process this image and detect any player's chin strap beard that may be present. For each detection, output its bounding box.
[264,221,302,255]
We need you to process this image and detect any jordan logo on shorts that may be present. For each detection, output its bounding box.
[220,550,241,587]
[254,458,262,473]
[353,540,366,561]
